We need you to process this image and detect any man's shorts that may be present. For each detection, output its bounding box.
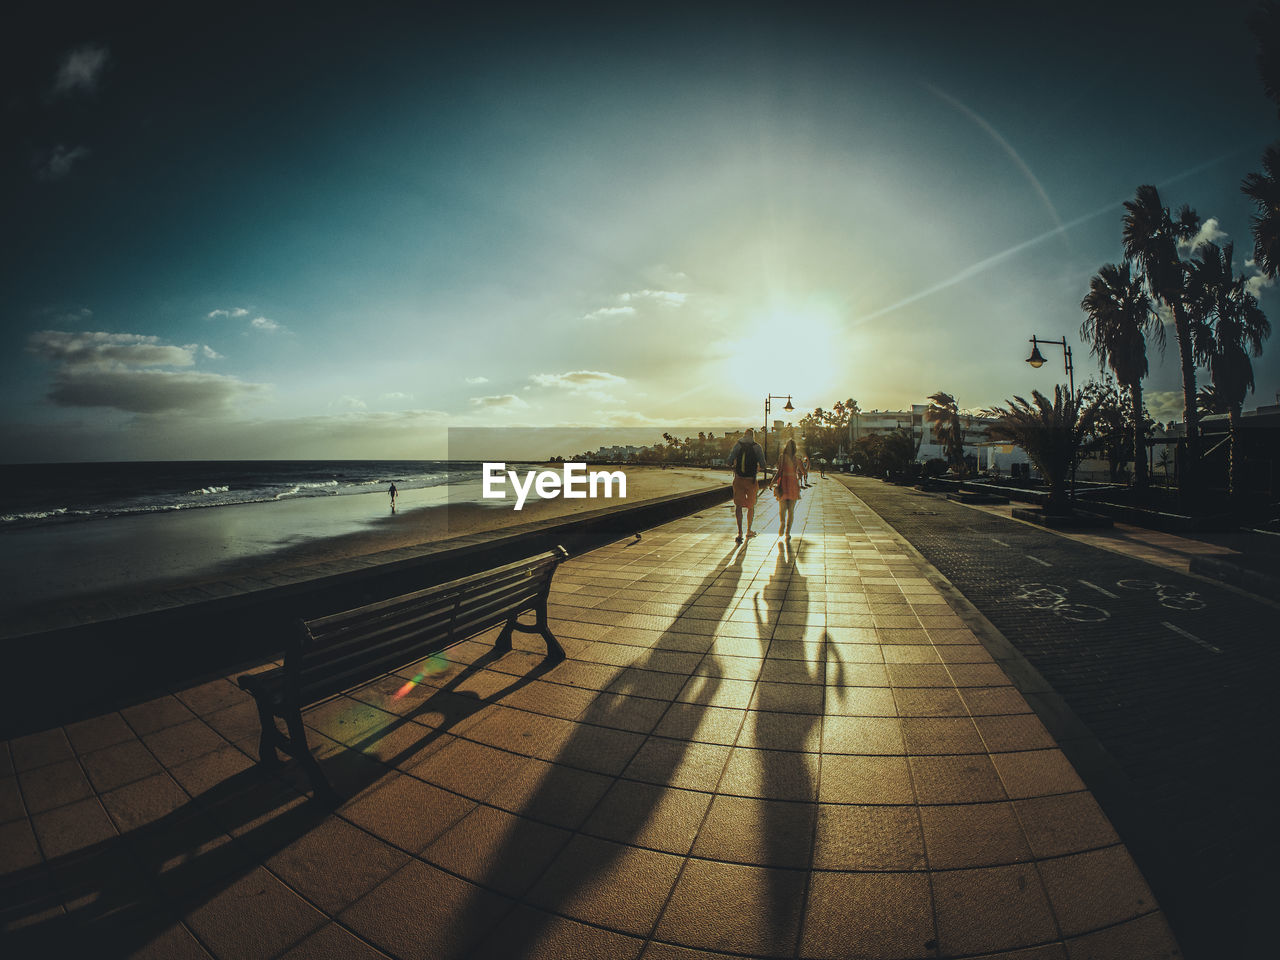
[732,476,758,508]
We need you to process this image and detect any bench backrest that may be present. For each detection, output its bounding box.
[285,547,567,704]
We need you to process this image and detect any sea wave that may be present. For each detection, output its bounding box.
[2,507,71,523]
[0,461,483,530]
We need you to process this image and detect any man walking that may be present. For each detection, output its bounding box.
[727,428,766,544]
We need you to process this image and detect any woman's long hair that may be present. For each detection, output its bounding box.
[781,438,798,466]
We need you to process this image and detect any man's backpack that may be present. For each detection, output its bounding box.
[733,442,760,478]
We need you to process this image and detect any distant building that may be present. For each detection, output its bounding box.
[849,405,1018,472]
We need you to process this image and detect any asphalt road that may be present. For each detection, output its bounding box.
[834,475,1279,960]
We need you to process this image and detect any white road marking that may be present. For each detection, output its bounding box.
[1026,555,1052,567]
[991,538,1011,547]
[1078,580,1120,599]
[1161,621,1222,654]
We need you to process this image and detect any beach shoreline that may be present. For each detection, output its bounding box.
[2,466,726,632]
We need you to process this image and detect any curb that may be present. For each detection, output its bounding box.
[1188,555,1280,596]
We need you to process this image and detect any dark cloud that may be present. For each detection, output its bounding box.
[29,329,263,415]
[34,144,90,181]
[51,43,109,97]
[46,368,264,414]
[29,330,195,369]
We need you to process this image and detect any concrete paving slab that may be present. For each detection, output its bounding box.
[0,478,1186,958]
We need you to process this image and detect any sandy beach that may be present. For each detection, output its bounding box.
[1,466,724,625]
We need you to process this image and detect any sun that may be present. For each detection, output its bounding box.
[717,301,845,405]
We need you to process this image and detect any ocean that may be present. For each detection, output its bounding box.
[0,461,498,617]
[0,460,481,528]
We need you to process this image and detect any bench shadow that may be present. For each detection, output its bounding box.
[0,646,558,956]
[441,543,750,957]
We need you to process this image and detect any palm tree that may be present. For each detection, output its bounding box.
[1079,261,1160,489]
[1186,241,1272,501]
[987,387,1103,516]
[1121,185,1202,443]
[1196,384,1230,417]
[925,392,965,473]
[1241,145,1280,279]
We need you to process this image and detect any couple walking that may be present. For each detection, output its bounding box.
[728,428,801,543]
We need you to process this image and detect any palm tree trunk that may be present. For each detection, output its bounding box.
[1131,384,1148,489]
[1228,405,1243,504]
[1171,301,1199,442]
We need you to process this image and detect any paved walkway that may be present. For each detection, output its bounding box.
[1,479,1181,958]
[839,476,1278,959]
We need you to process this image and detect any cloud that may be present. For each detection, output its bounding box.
[620,289,687,307]
[250,316,282,332]
[469,394,529,409]
[201,345,223,360]
[381,391,414,401]
[1180,217,1229,253]
[207,307,249,319]
[1245,258,1275,300]
[464,375,489,384]
[51,44,109,97]
[1145,390,1186,424]
[334,395,366,410]
[583,305,637,321]
[35,144,90,181]
[582,288,687,321]
[530,370,626,390]
[45,369,265,415]
[29,330,197,369]
[29,329,263,415]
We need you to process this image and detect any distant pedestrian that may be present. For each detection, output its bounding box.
[772,439,802,539]
[728,428,766,544]
[800,456,810,488]
[388,482,398,510]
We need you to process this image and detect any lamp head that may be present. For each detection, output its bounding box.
[1026,345,1046,368]
[784,396,794,412]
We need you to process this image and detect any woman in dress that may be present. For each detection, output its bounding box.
[773,439,802,539]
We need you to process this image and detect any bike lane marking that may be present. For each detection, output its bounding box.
[1161,621,1222,654]
[1079,579,1120,599]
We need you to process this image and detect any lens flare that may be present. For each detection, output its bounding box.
[391,654,451,700]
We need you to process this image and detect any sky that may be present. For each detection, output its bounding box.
[4,0,1279,461]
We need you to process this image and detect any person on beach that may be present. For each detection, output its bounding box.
[388,482,397,510]
[728,428,766,544]
[772,438,802,539]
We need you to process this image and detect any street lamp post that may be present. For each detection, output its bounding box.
[1025,336,1074,399]
[1025,335,1077,502]
[763,394,794,480]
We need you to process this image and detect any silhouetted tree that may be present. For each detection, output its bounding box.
[1186,241,1272,501]
[1122,185,1202,444]
[1080,260,1160,488]
[987,387,1102,516]
[925,391,965,473]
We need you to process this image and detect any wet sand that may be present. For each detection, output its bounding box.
[1,466,723,615]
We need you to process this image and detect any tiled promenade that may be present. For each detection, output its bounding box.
[1,479,1181,959]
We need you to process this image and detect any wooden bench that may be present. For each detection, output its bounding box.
[238,546,569,799]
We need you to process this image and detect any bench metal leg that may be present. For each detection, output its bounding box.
[534,596,565,662]
[253,699,281,767]
[539,626,566,663]
[283,707,339,804]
